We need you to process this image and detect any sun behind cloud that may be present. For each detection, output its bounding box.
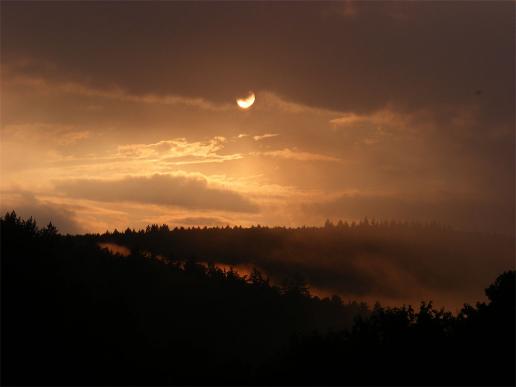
[236,91,255,109]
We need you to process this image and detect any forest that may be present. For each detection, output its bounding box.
[93,217,513,309]
[1,211,514,385]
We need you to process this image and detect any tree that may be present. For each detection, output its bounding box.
[485,270,515,308]
[41,222,58,237]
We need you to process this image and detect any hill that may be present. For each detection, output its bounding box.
[1,212,514,385]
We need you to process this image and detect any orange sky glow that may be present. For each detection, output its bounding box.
[0,2,513,236]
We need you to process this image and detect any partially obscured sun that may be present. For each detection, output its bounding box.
[236,91,255,109]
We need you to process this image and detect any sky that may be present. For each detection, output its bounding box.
[1,1,514,235]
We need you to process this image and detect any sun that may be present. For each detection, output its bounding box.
[236,91,255,109]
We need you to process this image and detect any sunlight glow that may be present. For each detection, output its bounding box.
[236,92,255,109]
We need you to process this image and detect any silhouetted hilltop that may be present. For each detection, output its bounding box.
[1,212,514,385]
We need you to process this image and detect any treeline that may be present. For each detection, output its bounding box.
[91,218,458,267]
[1,212,514,385]
[88,215,512,307]
[91,217,506,266]
[105,217,453,235]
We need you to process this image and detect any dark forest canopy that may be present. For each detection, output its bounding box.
[1,212,515,385]
[87,216,514,310]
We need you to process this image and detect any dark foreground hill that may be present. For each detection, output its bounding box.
[1,212,514,385]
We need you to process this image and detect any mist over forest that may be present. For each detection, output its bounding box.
[91,218,513,310]
[2,212,514,385]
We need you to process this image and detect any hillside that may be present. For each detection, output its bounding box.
[1,212,514,385]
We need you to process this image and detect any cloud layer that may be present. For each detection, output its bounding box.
[55,174,258,213]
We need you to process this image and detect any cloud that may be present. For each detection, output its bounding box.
[0,191,83,234]
[3,71,233,112]
[0,3,513,235]
[253,133,279,141]
[2,2,511,122]
[115,137,243,165]
[54,174,259,213]
[1,123,92,148]
[255,91,336,115]
[256,148,342,163]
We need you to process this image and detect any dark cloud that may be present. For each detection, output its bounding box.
[0,191,83,234]
[54,174,258,213]
[1,2,512,121]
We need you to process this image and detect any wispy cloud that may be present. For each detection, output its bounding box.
[253,133,280,141]
[329,113,366,127]
[5,72,233,112]
[256,148,342,163]
[256,91,339,115]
